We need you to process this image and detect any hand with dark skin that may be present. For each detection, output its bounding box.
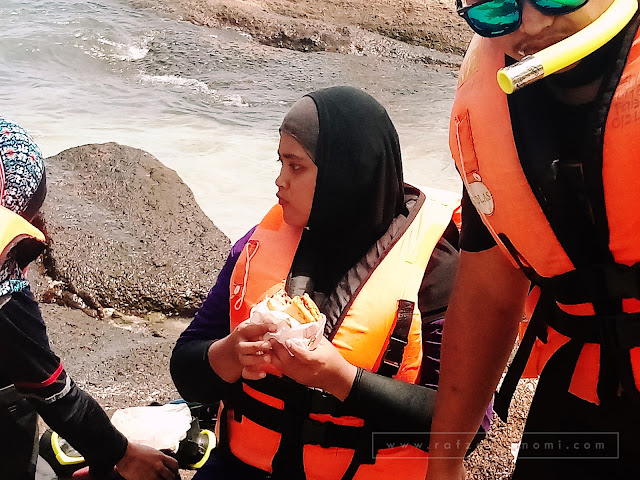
[268,336,358,401]
[115,442,180,480]
[207,319,277,382]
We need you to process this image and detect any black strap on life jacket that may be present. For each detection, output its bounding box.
[493,288,550,422]
[229,364,430,479]
[339,299,417,479]
[538,259,640,393]
[543,262,640,305]
[231,378,380,480]
[377,299,415,377]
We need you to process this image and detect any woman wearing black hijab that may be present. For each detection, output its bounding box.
[171,87,471,480]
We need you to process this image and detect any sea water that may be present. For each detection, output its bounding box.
[0,0,461,241]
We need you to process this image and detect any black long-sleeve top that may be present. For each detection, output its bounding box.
[0,289,128,472]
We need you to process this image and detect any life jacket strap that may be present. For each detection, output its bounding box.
[300,418,363,450]
[339,424,376,480]
[233,383,364,449]
[377,299,414,377]
[243,376,360,416]
[542,262,640,304]
[548,309,640,350]
[493,288,551,422]
[232,381,431,452]
[548,301,640,404]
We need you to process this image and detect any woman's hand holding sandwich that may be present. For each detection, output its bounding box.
[269,337,358,401]
[207,319,277,383]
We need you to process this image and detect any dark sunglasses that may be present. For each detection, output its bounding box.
[456,0,589,37]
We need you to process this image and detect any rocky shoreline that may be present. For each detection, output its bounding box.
[135,0,472,66]
[38,143,230,318]
[34,143,227,479]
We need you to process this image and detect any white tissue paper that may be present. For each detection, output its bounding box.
[110,402,192,452]
[249,298,326,355]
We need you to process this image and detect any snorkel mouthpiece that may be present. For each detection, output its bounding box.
[497,0,639,94]
[497,56,544,94]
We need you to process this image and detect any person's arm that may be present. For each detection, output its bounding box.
[170,232,248,402]
[426,246,529,479]
[0,290,178,479]
[171,227,274,398]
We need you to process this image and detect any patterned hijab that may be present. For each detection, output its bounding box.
[0,118,46,295]
[0,119,46,217]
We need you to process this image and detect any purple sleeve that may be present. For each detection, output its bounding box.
[170,228,255,403]
[175,227,256,347]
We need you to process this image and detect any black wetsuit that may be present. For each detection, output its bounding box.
[0,291,128,479]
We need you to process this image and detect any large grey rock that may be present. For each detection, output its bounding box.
[39,143,230,316]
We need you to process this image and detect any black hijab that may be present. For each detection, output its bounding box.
[284,86,406,296]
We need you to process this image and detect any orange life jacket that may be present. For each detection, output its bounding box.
[450,25,640,406]
[0,205,45,269]
[221,186,458,480]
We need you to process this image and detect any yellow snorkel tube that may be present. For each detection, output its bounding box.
[497,0,638,93]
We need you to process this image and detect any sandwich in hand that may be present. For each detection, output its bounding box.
[266,289,322,326]
[251,289,325,352]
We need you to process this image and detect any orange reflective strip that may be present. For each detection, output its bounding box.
[242,382,284,410]
[308,413,365,427]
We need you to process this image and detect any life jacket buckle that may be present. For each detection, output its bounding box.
[603,262,640,300]
[301,419,332,449]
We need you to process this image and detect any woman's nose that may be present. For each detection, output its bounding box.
[520,0,554,36]
[275,168,286,188]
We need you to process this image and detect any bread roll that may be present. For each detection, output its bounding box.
[266,290,321,325]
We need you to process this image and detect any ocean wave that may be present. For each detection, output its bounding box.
[222,94,248,108]
[97,35,151,61]
[135,73,214,95]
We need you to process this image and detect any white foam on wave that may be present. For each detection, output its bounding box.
[135,73,214,95]
[97,35,151,61]
[222,94,248,108]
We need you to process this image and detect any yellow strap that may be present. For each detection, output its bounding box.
[0,205,45,265]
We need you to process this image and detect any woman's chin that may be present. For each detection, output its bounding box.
[283,211,308,229]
